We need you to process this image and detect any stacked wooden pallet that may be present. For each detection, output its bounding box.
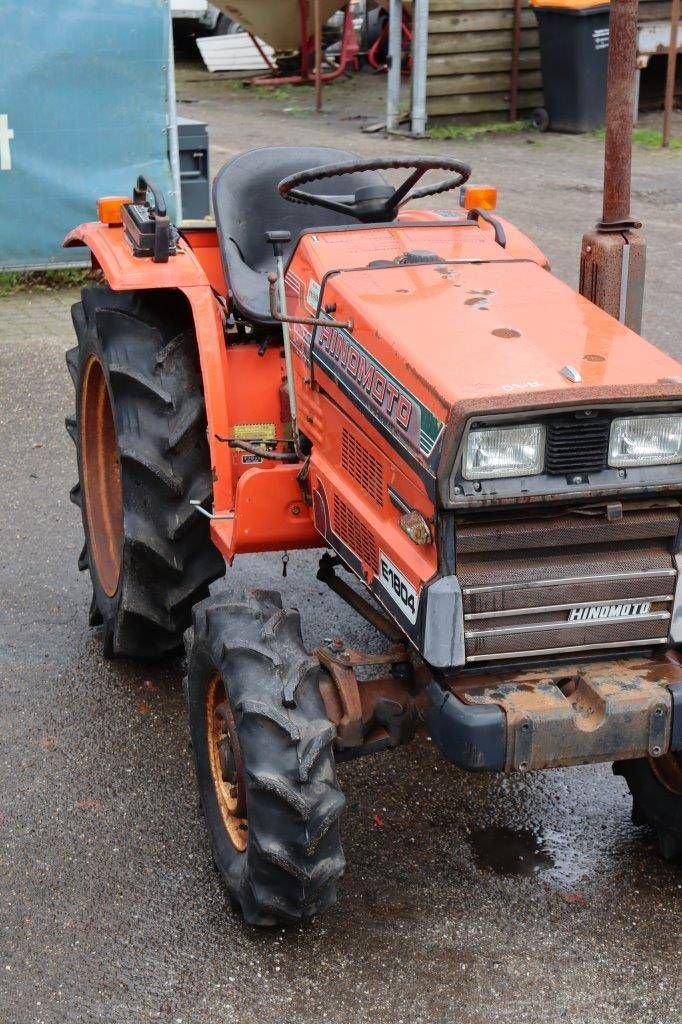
[426,0,543,119]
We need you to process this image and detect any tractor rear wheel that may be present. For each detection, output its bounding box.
[66,286,225,658]
[184,589,346,925]
[614,754,682,861]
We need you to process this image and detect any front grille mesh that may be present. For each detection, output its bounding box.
[457,505,679,662]
[341,428,383,506]
[545,415,611,475]
[333,494,379,570]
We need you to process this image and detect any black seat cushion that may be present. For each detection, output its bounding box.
[212,146,387,325]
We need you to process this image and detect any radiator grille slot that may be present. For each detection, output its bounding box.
[545,415,611,475]
[457,505,679,663]
[341,428,384,506]
[333,494,379,570]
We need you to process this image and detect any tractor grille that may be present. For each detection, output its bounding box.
[456,504,679,663]
[341,428,384,506]
[545,414,611,476]
[333,494,379,570]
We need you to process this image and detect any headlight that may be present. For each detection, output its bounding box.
[608,414,682,468]
[463,424,545,480]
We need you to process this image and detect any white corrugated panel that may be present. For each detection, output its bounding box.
[196,33,274,72]
[171,0,210,18]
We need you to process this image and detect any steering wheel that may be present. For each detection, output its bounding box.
[278,157,471,224]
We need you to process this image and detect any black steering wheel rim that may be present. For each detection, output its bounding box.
[278,157,472,224]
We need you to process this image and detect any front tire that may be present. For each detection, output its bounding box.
[185,589,346,925]
[66,286,225,659]
[614,754,682,861]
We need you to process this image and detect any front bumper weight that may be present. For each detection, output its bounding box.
[426,653,682,773]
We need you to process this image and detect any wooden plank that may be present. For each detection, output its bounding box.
[428,27,539,53]
[429,10,537,32]
[638,0,667,18]
[426,88,543,115]
[428,49,541,75]
[427,69,543,95]
[429,0,519,11]
[638,0,673,19]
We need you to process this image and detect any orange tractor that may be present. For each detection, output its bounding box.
[65,149,682,925]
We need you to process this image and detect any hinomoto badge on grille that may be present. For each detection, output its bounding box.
[568,601,652,622]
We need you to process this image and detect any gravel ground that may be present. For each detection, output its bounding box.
[1,66,681,1024]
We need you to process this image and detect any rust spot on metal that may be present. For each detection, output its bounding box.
[316,643,422,757]
[492,327,521,339]
[447,655,681,771]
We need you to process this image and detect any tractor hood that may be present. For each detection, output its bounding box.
[289,219,682,502]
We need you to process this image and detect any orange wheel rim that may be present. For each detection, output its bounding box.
[206,674,248,852]
[80,356,123,598]
[651,752,682,796]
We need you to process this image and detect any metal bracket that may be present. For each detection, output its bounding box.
[596,216,643,233]
[317,553,404,642]
[316,641,410,751]
[189,499,234,521]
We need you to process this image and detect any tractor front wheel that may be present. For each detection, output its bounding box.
[66,286,225,658]
[614,754,682,861]
[185,589,346,925]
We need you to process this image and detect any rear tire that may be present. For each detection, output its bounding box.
[185,589,346,925]
[66,286,225,659]
[614,755,682,861]
[531,107,550,132]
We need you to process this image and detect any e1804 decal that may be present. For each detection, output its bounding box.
[378,552,419,625]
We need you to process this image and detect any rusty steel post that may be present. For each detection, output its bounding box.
[509,0,522,121]
[662,0,680,147]
[602,0,638,225]
[579,0,646,333]
[314,0,323,113]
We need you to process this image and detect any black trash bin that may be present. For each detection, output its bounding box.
[530,0,610,133]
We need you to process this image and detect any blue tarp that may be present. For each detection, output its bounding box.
[0,0,174,269]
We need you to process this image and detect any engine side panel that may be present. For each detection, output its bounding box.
[308,395,438,644]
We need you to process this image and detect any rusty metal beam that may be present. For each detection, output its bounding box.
[314,0,323,113]
[602,0,638,224]
[579,0,646,333]
[662,0,680,147]
[316,552,404,643]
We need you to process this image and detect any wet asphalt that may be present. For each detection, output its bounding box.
[1,69,682,1024]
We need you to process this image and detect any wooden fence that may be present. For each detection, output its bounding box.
[426,0,543,119]
[426,0,674,122]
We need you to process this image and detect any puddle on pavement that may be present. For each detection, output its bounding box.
[469,825,599,888]
[470,826,555,877]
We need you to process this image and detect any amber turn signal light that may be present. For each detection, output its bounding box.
[460,185,498,211]
[97,196,128,226]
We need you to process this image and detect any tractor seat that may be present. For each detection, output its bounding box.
[212,146,388,325]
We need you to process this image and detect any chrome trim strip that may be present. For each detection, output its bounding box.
[466,637,669,662]
[462,568,676,596]
[465,611,670,639]
[464,595,674,621]
[670,554,682,644]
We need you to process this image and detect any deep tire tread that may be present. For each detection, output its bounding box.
[66,286,225,659]
[615,756,682,862]
[186,589,346,926]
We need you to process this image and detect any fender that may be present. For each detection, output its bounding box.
[63,222,319,559]
[64,222,233,509]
